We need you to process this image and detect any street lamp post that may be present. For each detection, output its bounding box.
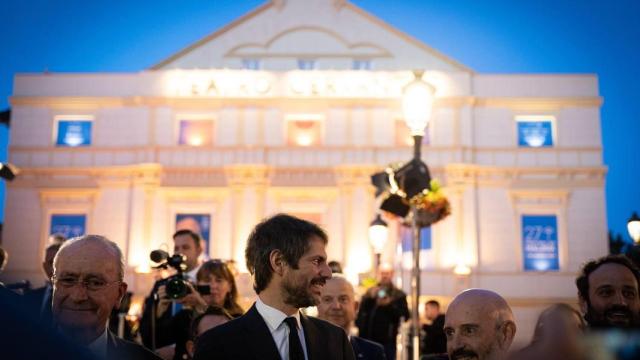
[626,212,640,268]
[402,71,435,360]
[369,213,389,273]
[627,212,640,244]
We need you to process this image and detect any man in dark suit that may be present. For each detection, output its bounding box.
[421,300,447,356]
[317,274,386,360]
[24,239,64,324]
[194,213,355,360]
[356,264,409,360]
[52,234,162,360]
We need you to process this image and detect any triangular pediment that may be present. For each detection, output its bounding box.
[152,0,471,72]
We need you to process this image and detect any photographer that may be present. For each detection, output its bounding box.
[356,264,409,360]
[154,260,244,360]
[140,230,204,351]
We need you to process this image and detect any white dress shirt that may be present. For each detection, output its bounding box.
[87,328,109,359]
[255,297,309,360]
[185,263,202,283]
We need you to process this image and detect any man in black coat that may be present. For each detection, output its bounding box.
[24,240,64,325]
[356,265,409,360]
[194,213,355,360]
[52,235,161,360]
[317,274,386,360]
[421,300,446,356]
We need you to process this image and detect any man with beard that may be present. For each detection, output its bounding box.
[317,274,387,360]
[194,213,355,360]
[52,235,161,359]
[576,254,640,329]
[444,289,516,360]
[356,264,409,360]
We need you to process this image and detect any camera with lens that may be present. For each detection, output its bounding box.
[150,249,190,299]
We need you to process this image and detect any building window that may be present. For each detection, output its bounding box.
[176,214,211,254]
[517,116,554,148]
[297,59,316,70]
[55,118,92,147]
[352,59,372,70]
[178,119,214,146]
[395,119,429,146]
[242,58,261,70]
[50,214,86,239]
[521,214,560,272]
[286,116,322,146]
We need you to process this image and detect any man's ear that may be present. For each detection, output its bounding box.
[115,282,128,310]
[578,294,588,315]
[186,340,195,358]
[498,320,516,350]
[354,300,359,313]
[269,250,286,277]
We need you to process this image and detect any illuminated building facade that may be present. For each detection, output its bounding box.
[3,0,606,343]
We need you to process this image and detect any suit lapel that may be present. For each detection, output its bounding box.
[244,304,282,360]
[350,337,361,358]
[106,331,120,358]
[300,313,321,360]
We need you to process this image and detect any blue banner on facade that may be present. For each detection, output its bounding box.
[522,215,559,271]
[401,226,432,252]
[56,120,92,147]
[50,214,86,239]
[176,214,211,253]
[518,120,553,148]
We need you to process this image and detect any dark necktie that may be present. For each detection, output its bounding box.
[284,316,305,360]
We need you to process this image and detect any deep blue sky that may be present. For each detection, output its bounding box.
[0,0,638,240]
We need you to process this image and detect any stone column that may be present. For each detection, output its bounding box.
[334,165,378,281]
[224,164,270,271]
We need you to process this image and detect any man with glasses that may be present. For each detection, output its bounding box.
[52,234,161,359]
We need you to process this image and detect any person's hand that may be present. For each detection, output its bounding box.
[376,295,392,306]
[156,285,172,318]
[178,282,207,311]
[367,286,381,297]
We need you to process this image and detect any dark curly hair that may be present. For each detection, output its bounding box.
[576,254,640,303]
[245,213,327,293]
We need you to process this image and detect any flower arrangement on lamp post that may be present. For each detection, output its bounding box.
[406,179,451,227]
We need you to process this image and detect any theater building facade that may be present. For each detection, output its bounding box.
[3,0,606,343]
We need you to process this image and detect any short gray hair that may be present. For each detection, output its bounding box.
[54,234,125,281]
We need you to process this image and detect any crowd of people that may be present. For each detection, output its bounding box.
[0,213,639,360]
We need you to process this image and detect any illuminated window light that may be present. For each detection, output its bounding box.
[517,116,554,148]
[287,119,321,146]
[178,119,213,146]
[453,263,471,276]
[56,120,92,147]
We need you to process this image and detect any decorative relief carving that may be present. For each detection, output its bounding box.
[445,164,606,187]
[223,164,271,187]
[271,168,336,187]
[39,189,98,206]
[333,164,379,187]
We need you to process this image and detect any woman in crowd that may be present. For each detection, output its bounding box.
[156,259,244,360]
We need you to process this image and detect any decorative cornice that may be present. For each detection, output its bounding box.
[9,95,602,109]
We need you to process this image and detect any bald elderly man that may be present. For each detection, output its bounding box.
[52,235,161,359]
[443,289,516,360]
[316,274,387,360]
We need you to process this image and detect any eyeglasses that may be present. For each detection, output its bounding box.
[52,275,121,292]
